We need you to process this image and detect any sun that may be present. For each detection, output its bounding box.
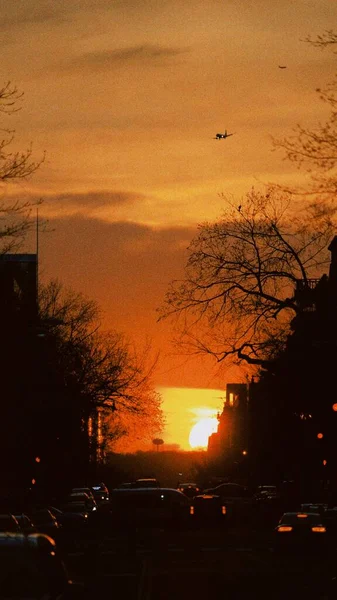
[189,417,218,449]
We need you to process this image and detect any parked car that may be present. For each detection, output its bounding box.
[0,532,84,598]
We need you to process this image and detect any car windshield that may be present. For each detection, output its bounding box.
[280,513,322,525]
[31,511,56,525]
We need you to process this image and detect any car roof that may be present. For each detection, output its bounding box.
[281,512,321,518]
[112,487,182,493]
[0,532,56,549]
[179,483,198,487]
[194,494,221,500]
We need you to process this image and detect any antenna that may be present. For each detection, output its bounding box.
[36,207,39,312]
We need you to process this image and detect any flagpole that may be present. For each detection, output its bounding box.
[36,207,39,314]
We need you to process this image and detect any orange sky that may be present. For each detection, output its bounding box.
[2,0,337,446]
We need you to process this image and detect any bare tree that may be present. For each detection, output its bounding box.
[159,188,336,367]
[0,82,44,253]
[39,280,163,455]
[273,32,337,199]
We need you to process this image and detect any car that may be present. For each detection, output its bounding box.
[91,483,109,503]
[323,507,337,532]
[71,487,95,501]
[134,478,160,488]
[0,513,21,533]
[115,482,134,489]
[203,482,253,521]
[114,478,160,489]
[14,513,37,534]
[177,483,201,498]
[49,505,88,530]
[66,492,97,511]
[203,482,250,498]
[300,502,328,516]
[254,485,279,500]
[29,508,62,540]
[274,512,327,552]
[102,487,192,529]
[190,494,227,525]
[60,502,90,518]
[0,532,84,598]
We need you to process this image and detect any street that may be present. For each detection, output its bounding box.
[63,523,337,599]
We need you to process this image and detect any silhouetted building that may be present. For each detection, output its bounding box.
[208,237,337,489]
[0,254,38,325]
[208,383,250,459]
[250,235,337,486]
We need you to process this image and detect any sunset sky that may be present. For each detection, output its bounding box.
[3,0,337,449]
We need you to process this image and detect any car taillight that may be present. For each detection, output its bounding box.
[221,506,226,515]
[277,526,293,532]
[190,506,194,515]
[312,526,326,533]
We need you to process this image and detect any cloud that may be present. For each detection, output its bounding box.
[0,3,68,28]
[47,190,144,210]
[6,190,147,218]
[38,214,194,313]
[41,214,195,257]
[57,45,190,74]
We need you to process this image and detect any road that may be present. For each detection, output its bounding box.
[62,523,337,599]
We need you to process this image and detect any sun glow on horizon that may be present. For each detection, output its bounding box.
[155,387,224,452]
[189,417,219,449]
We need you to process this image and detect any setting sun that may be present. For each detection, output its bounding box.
[189,417,219,449]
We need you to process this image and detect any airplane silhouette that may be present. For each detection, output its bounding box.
[214,129,234,140]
